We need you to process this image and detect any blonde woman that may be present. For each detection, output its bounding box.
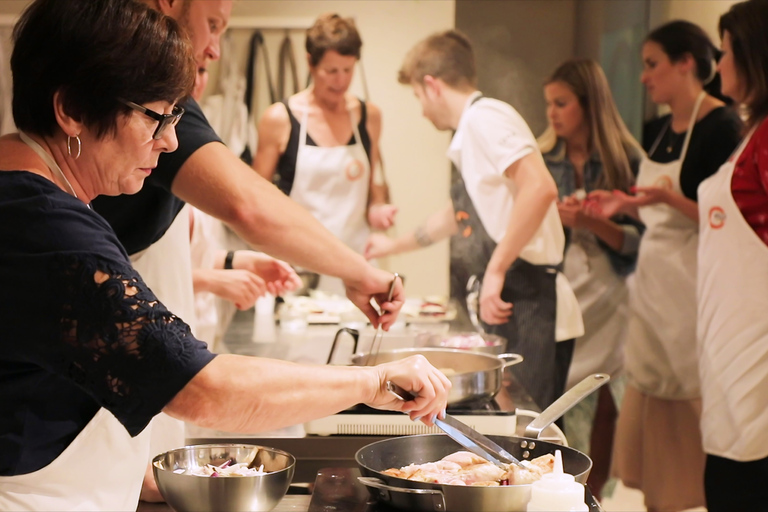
[539,58,643,499]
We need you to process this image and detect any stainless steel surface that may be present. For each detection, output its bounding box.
[385,381,523,469]
[523,374,610,439]
[353,347,523,405]
[355,434,592,512]
[365,273,399,366]
[152,444,295,512]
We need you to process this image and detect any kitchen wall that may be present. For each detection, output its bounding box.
[455,0,577,138]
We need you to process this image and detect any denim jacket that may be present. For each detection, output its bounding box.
[543,138,644,276]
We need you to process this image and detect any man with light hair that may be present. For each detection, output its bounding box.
[366,29,583,412]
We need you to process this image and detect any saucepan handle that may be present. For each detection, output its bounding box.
[497,353,524,369]
[523,373,610,439]
[358,477,447,511]
[326,327,360,365]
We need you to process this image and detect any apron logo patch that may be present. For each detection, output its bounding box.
[653,175,674,189]
[345,159,365,181]
[708,206,726,229]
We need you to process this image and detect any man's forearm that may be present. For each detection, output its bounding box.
[173,143,370,285]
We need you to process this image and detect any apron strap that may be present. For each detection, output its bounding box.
[679,90,706,161]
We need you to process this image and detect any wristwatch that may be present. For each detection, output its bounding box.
[224,250,235,270]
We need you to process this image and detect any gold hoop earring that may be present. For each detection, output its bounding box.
[66,134,81,160]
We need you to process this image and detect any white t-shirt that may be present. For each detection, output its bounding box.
[447,92,583,341]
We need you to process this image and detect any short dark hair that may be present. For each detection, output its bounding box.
[306,13,362,67]
[398,30,476,89]
[719,0,768,127]
[11,0,195,139]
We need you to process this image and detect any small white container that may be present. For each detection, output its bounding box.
[526,450,589,512]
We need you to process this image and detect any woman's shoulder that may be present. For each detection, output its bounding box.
[697,105,742,131]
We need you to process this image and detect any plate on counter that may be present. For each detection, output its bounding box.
[402,296,457,324]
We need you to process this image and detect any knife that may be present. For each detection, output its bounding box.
[386,381,525,469]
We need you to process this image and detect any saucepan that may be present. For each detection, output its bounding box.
[355,374,608,512]
[328,328,523,406]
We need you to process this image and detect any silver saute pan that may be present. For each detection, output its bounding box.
[328,327,523,405]
[355,374,608,512]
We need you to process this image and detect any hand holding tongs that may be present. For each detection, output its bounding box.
[364,273,399,366]
[386,381,526,469]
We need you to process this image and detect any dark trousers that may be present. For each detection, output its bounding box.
[705,453,768,512]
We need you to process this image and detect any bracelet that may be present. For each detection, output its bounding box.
[414,225,433,247]
[224,250,235,270]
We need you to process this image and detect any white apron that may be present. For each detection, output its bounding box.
[130,207,196,461]
[0,409,150,511]
[697,127,768,461]
[625,92,704,399]
[563,228,628,388]
[288,101,371,294]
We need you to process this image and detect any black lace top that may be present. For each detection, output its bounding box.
[0,172,215,476]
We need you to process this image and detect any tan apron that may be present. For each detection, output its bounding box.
[697,127,768,461]
[130,207,196,460]
[0,409,150,511]
[625,92,704,399]
[289,101,371,294]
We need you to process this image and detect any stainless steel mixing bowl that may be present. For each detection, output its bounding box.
[152,444,295,512]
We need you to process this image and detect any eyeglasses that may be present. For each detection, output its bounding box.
[117,98,185,140]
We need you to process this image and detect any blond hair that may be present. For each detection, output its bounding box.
[398,29,476,89]
[538,59,642,192]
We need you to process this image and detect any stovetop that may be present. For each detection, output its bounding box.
[307,467,605,512]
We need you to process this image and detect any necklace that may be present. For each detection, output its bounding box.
[664,120,686,154]
[19,132,91,209]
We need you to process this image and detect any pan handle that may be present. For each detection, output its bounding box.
[358,477,447,511]
[326,327,360,365]
[523,373,610,439]
[497,353,524,369]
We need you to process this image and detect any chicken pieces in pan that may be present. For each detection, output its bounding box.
[382,451,555,486]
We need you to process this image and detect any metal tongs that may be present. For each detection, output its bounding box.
[364,273,399,366]
[386,381,525,469]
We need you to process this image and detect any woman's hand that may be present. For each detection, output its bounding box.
[479,269,513,325]
[368,203,399,230]
[585,189,636,219]
[345,269,404,330]
[364,233,397,260]
[364,355,451,424]
[631,186,673,206]
[209,270,267,310]
[232,251,302,296]
[557,195,585,228]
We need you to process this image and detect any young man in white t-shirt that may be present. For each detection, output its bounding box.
[365,30,583,409]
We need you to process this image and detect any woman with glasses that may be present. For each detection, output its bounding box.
[0,1,450,510]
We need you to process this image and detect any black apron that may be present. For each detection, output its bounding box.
[448,102,573,410]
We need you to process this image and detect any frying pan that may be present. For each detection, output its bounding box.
[355,374,608,512]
